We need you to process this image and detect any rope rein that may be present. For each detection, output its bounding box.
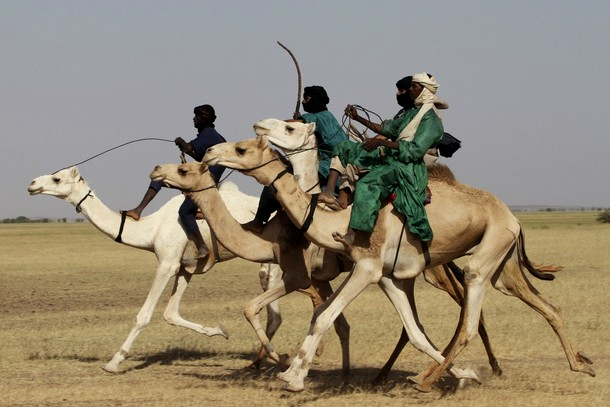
[53,137,175,174]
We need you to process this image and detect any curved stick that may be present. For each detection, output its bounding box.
[277,41,302,118]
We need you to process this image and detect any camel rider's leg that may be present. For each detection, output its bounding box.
[179,197,208,259]
[319,165,348,212]
[123,181,162,220]
[243,186,281,233]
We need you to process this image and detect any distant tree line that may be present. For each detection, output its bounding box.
[1,216,85,224]
[597,210,610,224]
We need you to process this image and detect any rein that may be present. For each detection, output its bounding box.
[53,137,174,174]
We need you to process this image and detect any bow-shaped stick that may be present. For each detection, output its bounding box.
[277,41,302,119]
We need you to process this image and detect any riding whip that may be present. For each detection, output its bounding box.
[277,41,302,118]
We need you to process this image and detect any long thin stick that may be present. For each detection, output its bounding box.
[277,41,302,118]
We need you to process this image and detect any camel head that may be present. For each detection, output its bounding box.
[203,137,286,186]
[150,162,215,192]
[28,166,86,199]
[253,118,316,151]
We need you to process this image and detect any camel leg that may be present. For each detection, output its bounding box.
[163,267,229,338]
[493,257,595,376]
[278,260,377,392]
[313,278,351,373]
[416,231,517,392]
[251,263,283,369]
[102,261,178,373]
[376,276,480,385]
[373,327,409,384]
[243,263,314,367]
[422,264,502,376]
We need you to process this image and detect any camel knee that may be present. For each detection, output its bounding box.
[244,302,259,321]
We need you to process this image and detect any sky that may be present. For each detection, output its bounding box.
[3,0,609,219]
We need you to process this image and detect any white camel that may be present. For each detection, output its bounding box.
[27,167,287,373]
[202,134,595,392]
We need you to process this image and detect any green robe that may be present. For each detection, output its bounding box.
[333,107,443,241]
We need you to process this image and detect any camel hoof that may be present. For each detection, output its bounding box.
[101,364,123,374]
[282,382,304,392]
[277,371,291,383]
[218,324,230,340]
[492,363,503,377]
[413,382,434,393]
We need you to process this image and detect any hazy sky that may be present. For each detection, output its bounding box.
[3,1,609,219]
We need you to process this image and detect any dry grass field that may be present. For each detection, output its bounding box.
[1,211,608,406]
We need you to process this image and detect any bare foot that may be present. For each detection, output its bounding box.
[318,193,346,211]
[121,209,140,221]
[332,229,355,250]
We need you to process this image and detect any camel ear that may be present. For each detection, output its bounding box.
[257,136,268,147]
[306,122,316,134]
[69,166,80,178]
[198,162,208,174]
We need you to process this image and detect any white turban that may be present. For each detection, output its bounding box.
[397,72,443,141]
[412,73,438,93]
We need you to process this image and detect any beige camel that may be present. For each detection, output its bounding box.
[152,161,492,385]
[254,118,508,381]
[150,163,356,371]
[27,166,287,373]
[202,135,595,392]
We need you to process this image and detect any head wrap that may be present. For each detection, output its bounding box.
[193,104,216,123]
[411,73,438,93]
[303,86,329,105]
[395,76,412,91]
[397,73,444,141]
[302,85,329,113]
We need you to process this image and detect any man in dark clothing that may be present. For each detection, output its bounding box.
[123,104,226,258]
[242,85,347,233]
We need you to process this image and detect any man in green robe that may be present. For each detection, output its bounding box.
[325,73,445,247]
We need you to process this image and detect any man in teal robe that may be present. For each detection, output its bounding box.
[329,73,445,246]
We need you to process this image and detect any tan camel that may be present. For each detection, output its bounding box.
[254,118,508,381]
[152,161,494,385]
[202,135,595,392]
[27,166,287,373]
[150,163,356,372]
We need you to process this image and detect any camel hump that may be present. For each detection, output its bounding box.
[427,163,458,185]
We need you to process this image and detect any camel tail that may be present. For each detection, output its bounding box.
[516,228,562,281]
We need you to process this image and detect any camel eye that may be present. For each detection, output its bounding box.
[52,177,60,183]
[236,147,246,156]
[178,168,187,176]
[286,126,295,133]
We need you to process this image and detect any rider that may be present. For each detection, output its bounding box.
[123,104,226,258]
[326,73,446,249]
[242,85,347,233]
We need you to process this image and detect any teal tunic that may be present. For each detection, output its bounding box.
[333,107,443,241]
[301,110,348,183]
